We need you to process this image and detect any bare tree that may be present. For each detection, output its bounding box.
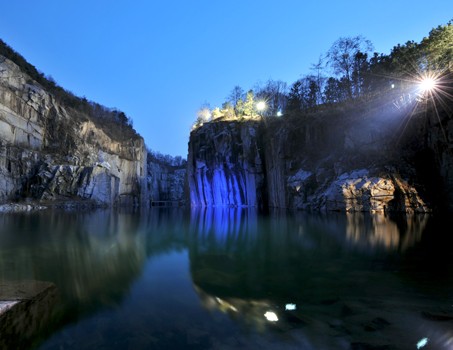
[310,55,326,104]
[226,86,245,106]
[326,36,373,98]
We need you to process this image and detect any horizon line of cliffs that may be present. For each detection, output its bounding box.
[2,52,452,213]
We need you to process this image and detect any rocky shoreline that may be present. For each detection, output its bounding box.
[0,199,112,213]
[0,203,47,213]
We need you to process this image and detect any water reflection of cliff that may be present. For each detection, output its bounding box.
[188,209,428,320]
[344,213,428,251]
[0,208,190,313]
[0,210,145,312]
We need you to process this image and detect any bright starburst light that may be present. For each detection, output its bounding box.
[391,68,452,144]
[418,76,437,94]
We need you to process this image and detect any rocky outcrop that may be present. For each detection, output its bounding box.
[0,280,58,350]
[187,97,453,212]
[293,169,429,212]
[0,55,148,206]
[188,121,266,208]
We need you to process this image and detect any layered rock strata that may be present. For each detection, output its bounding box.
[147,159,186,205]
[0,55,148,206]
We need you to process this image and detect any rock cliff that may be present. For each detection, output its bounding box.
[147,152,186,205]
[188,95,453,213]
[188,121,266,208]
[0,54,148,207]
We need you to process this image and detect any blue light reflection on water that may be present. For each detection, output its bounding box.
[0,208,452,349]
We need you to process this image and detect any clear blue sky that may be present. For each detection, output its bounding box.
[0,1,452,157]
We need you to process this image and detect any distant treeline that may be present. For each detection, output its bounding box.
[147,149,187,169]
[0,39,139,142]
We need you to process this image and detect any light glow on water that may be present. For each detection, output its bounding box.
[416,337,429,349]
[285,303,296,311]
[264,311,278,322]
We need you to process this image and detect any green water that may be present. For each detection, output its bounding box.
[0,208,452,350]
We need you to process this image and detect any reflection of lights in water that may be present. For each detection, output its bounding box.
[215,297,238,312]
[264,311,278,322]
[416,337,429,349]
[285,303,296,311]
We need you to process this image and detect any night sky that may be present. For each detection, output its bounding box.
[0,0,452,157]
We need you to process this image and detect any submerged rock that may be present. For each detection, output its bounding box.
[0,280,58,349]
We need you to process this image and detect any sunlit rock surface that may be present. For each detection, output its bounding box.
[188,97,453,212]
[0,56,148,206]
[188,121,266,207]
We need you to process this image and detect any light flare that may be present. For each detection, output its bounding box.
[256,101,266,111]
[418,77,437,93]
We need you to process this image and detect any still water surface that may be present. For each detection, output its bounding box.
[1,208,453,350]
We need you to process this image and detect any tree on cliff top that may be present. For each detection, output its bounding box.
[192,20,452,130]
[0,38,139,143]
[420,20,453,71]
[325,35,374,99]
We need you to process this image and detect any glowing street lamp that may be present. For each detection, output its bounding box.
[256,101,266,117]
[256,101,266,111]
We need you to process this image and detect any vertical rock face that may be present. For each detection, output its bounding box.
[187,100,453,212]
[0,55,149,206]
[187,121,265,208]
[147,156,186,203]
[424,113,453,212]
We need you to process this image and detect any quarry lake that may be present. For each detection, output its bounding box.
[1,208,453,350]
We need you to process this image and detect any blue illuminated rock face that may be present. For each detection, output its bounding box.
[187,100,453,212]
[188,121,266,208]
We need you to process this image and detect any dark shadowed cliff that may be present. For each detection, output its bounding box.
[188,20,453,213]
[188,85,453,213]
